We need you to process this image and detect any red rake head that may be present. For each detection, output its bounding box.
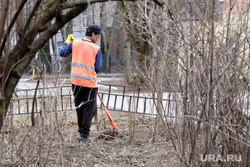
[104,108,117,130]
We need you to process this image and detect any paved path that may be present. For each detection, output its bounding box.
[12,74,177,117]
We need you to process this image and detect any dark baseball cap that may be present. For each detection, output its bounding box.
[87,24,103,35]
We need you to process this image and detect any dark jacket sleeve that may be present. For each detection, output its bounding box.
[60,42,73,57]
[94,49,102,73]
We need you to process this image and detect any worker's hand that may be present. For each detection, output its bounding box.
[64,34,75,44]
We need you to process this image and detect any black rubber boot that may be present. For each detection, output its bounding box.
[80,133,94,142]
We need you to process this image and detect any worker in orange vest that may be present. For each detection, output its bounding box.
[60,24,103,141]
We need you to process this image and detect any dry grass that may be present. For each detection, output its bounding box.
[0,110,179,167]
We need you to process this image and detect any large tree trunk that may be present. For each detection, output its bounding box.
[123,32,132,83]
[118,1,155,85]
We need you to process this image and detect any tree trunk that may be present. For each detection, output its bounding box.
[123,33,132,83]
[118,1,154,85]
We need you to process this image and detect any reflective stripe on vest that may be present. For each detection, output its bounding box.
[71,62,95,71]
[71,73,97,81]
[71,39,100,88]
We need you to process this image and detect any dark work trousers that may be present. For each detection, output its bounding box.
[72,84,97,136]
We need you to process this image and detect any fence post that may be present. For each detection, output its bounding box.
[114,95,117,110]
[121,87,125,110]
[106,85,111,108]
[136,87,140,113]
[60,87,63,110]
[26,90,29,114]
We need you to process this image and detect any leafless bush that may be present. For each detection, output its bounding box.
[0,60,75,166]
[120,0,249,166]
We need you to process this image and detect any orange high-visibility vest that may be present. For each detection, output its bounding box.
[71,39,100,88]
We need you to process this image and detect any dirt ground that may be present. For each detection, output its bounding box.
[60,111,179,167]
[1,110,180,167]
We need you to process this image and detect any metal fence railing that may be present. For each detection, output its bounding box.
[97,84,177,117]
[9,84,177,117]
